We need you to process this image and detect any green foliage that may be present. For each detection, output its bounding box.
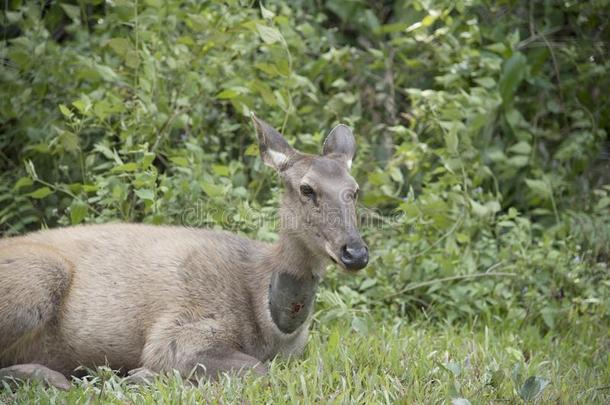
[1,318,608,403]
[1,1,609,402]
[1,0,608,336]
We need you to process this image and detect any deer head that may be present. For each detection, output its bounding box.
[252,114,368,272]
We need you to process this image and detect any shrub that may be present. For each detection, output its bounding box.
[1,0,608,330]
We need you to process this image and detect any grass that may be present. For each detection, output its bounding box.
[1,314,608,404]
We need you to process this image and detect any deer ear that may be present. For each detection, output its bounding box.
[322,124,356,170]
[251,113,295,171]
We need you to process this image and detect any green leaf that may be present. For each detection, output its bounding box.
[187,13,207,30]
[260,3,275,19]
[470,199,489,217]
[57,130,80,153]
[245,143,259,156]
[251,80,276,106]
[255,62,279,76]
[142,152,155,168]
[422,15,436,27]
[507,155,529,168]
[486,200,501,214]
[485,42,507,54]
[135,188,155,201]
[540,307,556,329]
[5,11,22,23]
[103,37,131,56]
[257,24,282,44]
[445,126,459,154]
[509,141,531,155]
[59,104,73,118]
[474,77,496,88]
[24,160,38,180]
[499,52,527,105]
[72,97,91,114]
[8,48,30,69]
[112,162,139,172]
[27,187,53,199]
[594,196,610,212]
[125,50,140,68]
[525,179,551,199]
[60,3,81,21]
[170,156,189,167]
[93,99,123,120]
[94,143,115,160]
[13,177,33,191]
[201,181,224,198]
[547,98,561,113]
[83,184,98,193]
[504,107,525,131]
[70,201,88,224]
[351,317,369,335]
[217,89,239,100]
[212,165,230,177]
[360,278,377,290]
[94,63,119,82]
[519,376,550,401]
[389,166,403,183]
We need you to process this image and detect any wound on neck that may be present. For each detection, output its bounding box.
[268,272,319,334]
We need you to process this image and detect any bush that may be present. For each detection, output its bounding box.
[1,0,608,331]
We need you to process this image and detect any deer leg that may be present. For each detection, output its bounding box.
[0,364,71,390]
[0,244,73,385]
[183,347,268,379]
[141,318,267,381]
[124,367,158,385]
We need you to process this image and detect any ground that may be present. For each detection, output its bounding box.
[1,314,607,404]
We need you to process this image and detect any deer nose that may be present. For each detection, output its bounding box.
[340,244,369,271]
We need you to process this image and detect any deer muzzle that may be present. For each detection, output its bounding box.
[339,243,368,271]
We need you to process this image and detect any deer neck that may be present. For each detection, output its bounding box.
[263,230,324,334]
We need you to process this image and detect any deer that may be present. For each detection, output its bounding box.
[0,114,369,390]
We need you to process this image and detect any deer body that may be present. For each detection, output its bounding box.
[0,116,368,389]
[1,224,316,373]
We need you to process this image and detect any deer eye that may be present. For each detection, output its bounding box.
[300,184,315,199]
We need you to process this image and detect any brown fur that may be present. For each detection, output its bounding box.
[0,116,367,388]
